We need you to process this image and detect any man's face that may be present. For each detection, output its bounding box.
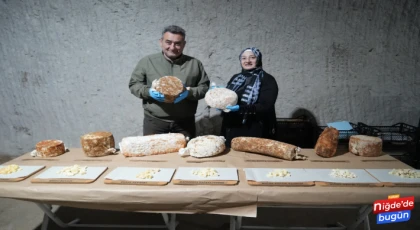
[160,32,186,59]
[240,50,257,70]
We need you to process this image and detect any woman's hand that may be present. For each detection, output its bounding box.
[225,105,239,112]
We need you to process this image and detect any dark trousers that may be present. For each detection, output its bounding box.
[143,114,196,139]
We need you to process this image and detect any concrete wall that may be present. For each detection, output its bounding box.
[1,0,419,156]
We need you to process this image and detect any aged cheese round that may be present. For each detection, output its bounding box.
[205,88,238,110]
[80,131,116,157]
[35,140,66,157]
[179,135,226,158]
[315,127,339,158]
[153,76,184,103]
[349,135,382,157]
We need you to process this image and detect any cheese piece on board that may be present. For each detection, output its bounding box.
[315,127,339,158]
[80,131,116,157]
[179,135,226,158]
[120,133,187,157]
[205,88,238,111]
[231,137,300,161]
[152,76,184,103]
[349,135,382,157]
[35,140,66,157]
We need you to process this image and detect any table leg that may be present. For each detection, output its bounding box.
[36,202,175,229]
[346,205,373,230]
[236,216,243,230]
[230,216,236,230]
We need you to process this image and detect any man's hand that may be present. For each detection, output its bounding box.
[225,105,239,112]
[174,90,189,104]
[148,88,165,102]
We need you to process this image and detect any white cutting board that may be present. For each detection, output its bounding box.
[105,167,175,182]
[305,169,380,183]
[173,167,238,181]
[365,169,420,184]
[244,168,315,182]
[0,165,44,179]
[34,166,107,180]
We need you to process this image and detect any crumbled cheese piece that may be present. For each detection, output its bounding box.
[329,169,357,178]
[57,165,87,176]
[389,169,420,178]
[191,168,219,178]
[266,169,291,178]
[136,169,161,179]
[0,164,22,174]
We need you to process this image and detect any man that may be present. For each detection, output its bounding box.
[129,25,209,139]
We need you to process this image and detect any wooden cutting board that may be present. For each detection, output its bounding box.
[104,167,175,186]
[0,165,45,182]
[244,168,315,187]
[305,169,383,187]
[365,169,420,187]
[31,166,107,184]
[172,167,238,185]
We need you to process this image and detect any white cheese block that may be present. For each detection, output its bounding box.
[120,133,187,157]
[179,135,226,158]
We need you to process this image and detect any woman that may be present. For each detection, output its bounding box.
[221,47,279,147]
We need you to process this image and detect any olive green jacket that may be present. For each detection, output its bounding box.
[129,52,210,120]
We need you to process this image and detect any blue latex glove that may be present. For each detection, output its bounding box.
[174,90,189,104]
[148,88,165,102]
[225,105,239,112]
[210,82,225,90]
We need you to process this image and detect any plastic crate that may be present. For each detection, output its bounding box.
[357,122,417,143]
[318,122,359,140]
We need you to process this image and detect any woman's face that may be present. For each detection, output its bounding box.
[240,50,257,70]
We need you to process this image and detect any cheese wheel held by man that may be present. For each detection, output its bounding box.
[152,76,185,103]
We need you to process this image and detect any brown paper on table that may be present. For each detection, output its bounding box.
[0,149,258,217]
[1,148,420,217]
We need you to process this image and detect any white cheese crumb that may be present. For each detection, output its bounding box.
[57,165,87,176]
[136,169,160,179]
[191,168,219,178]
[329,169,357,178]
[389,169,420,178]
[0,164,22,174]
[266,169,291,178]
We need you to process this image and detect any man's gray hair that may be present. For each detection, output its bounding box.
[162,25,186,39]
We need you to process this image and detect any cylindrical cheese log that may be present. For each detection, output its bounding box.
[35,140,66,157]
[349,135,383,157]
[153,76,184,103]
[205,88,238,110]
[179,135,226,158]
[315,127,339,158]
[120,133,187,157]
[80,131,116,157]
[231,137,299,161]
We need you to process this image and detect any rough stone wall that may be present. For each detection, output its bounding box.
[0,0,419,156]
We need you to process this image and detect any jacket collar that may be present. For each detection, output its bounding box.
[162,52,185,65]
